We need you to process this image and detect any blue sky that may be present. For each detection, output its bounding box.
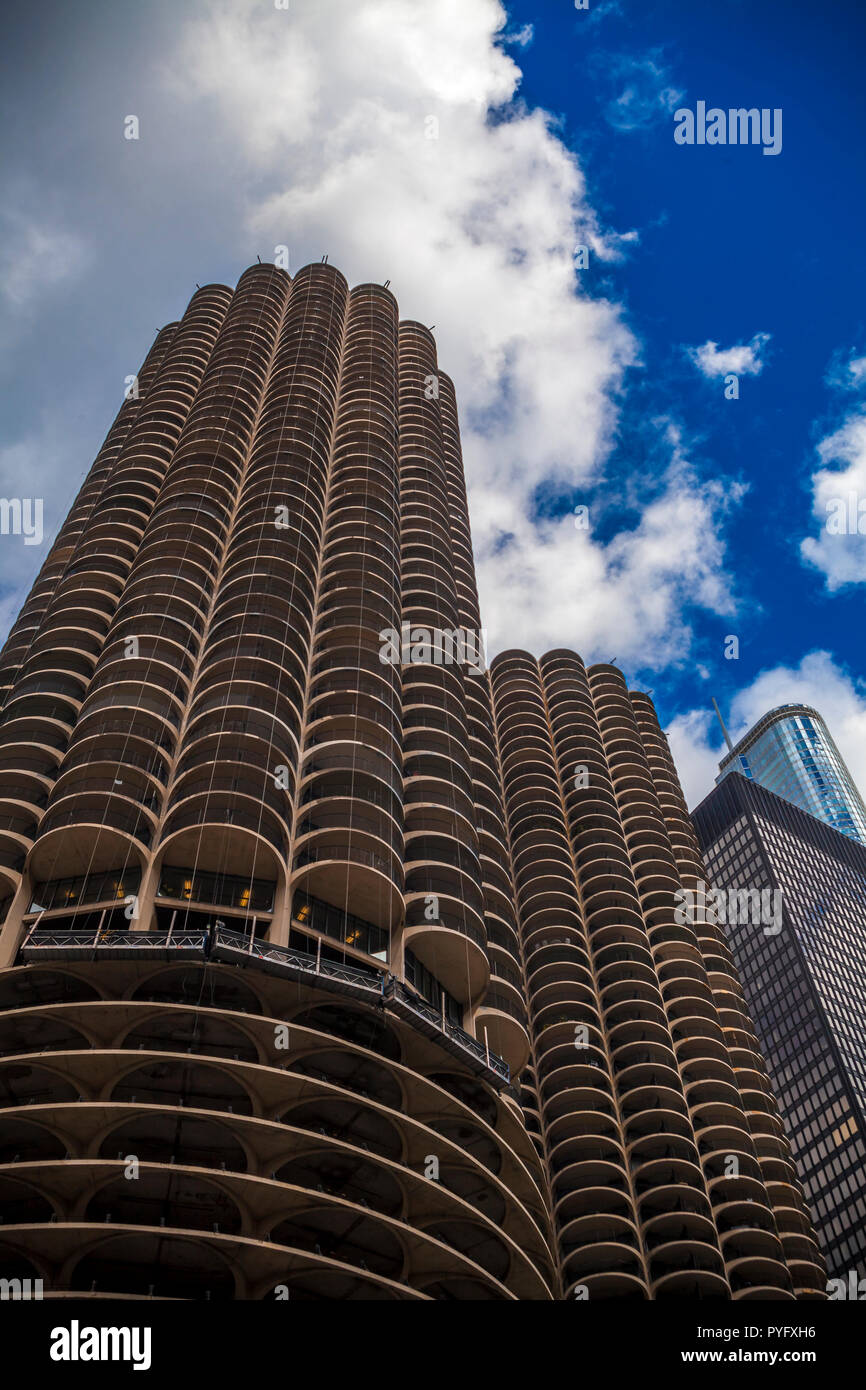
[0,0,864,806]
[508,0,866,743]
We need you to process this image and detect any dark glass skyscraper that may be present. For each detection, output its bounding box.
[693,772,866,1280]
[716,704,866,846]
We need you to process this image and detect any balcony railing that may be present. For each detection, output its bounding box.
[20,929,207,960]
[16,924,510,1088]
[384,977,510,1086]
[210,924,385,999]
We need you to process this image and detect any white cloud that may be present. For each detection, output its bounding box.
[0,208,90,310]
[666,650,866,810]
[166,0,739,665]
[480,431,744,667]
[503,23,534,48]
[825,346,866,392]
[801,403,866,591]
[601,53,684,132]
[688,331,771,380]
[665,707,722,810]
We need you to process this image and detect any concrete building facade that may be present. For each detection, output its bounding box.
[0,262,824,1300]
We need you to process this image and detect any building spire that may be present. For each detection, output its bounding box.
[712,695,734,752]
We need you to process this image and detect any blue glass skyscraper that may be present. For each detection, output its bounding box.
[715,704,866,846]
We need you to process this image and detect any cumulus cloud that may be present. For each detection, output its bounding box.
[482,454,742,668]
[165,0,738,663]
[801,351,866,590]
[688,331,771,380]
[666,650,866,809]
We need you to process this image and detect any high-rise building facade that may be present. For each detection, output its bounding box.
[0,262,824,1301]
[693,772,866,1280]
[715,704,866,846]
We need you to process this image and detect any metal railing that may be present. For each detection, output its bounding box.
[385,977,510,1086]
[21,929,208,960]
[16,923,510,1088]
[210,925,385,1000]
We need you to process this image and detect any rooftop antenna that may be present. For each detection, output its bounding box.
[383,279,390,288]
[322,254,329,264]
[256,255,262,264]
[712,697,734,753]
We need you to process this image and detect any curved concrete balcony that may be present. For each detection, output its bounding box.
[292,835,402,935]
[135,530,219,582]
[537,1033,610,1086]
[553,1170,634,1234]
[533,1013,605,1065]
[186,689,300,757]
[559,1209,640,1266]
[168,766,290,826]
[593,928,657,977]
[67,711,174,774]
[401,907,489,1004]
[300,757,398,814]
[563,1234,646,1289]
[204,617,308,676]
[402,746,474,805]
[0,816,37,877]
[306,719,401,777]
[310,667,398,715]
[147,500,229,545]
[184,702,297,769]
[18,648,96,695]
[473,989,530,1074]
[0,746,61,809]
[87,657,189,711]
[295,800,399,862]
[317,586,399,634]
[523,926,590,971]
[106,611,199,661]
[27,811,149,881]
[120,569,212,620]
[78,681,183,733]
[516,876,582,930]
[28,623,105,666]
[108,586,203,646]
[512,845,574,896]
[96,632,194,684]
[161,789,286,858]
[311,709,403,771]
[0,770,50,823]
[0,934,552,1298]
[2,681,82,733]
[320,563,398,607]
[302,733,402,797]
[50,768,161,831]
[725,1254,794,1299]
[403,674,470,719]
[622,1084,692,1128]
